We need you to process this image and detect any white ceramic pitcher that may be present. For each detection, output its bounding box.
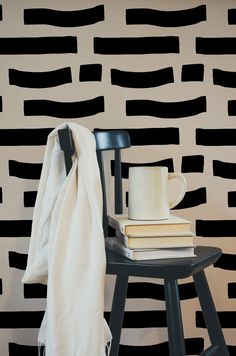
[128,166,186,220]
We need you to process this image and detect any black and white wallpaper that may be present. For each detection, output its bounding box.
[0,0,236,355]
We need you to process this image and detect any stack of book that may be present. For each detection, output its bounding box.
[106,213,196,261]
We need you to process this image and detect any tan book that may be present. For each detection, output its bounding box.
[108,213,192,237]
[115,230,194,249]
[105,237,196,261]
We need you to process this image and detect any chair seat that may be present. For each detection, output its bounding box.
[106,245,221,279]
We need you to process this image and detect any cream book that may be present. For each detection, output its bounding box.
[105,237,196,261]
[108,213,192,237]
[115,230,194,249]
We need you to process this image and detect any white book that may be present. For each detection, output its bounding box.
[108,213,192,237]
[105,237,196,261]
[115,229,195,249]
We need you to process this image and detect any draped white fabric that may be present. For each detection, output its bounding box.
[22,122,112,356]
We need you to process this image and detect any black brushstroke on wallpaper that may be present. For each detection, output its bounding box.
[0,187,2,203]
[24,96,104,118]
[9,252,27,270]
[0,128,52,145]
[227,345,236,355]
[0,96,2,111]
[196,37,236,54]
[119,342,170,356]
[214,254,236,271]
[126,5,206,27]
[24,5,104,27]
[107,311,221,331]
[213,69,236,88]
[9,67,72,88]
[111,67,174,88]
[0,37,77,54]
[181,64,204,82]
[79,64,102,81]
[228,100,236,116]
[94,127,179,145]
[228,192,236,207]
[127,128,179,145]
[196,128,236,146]
[0,221,32,237]
[111,158,174,179]
[105,310,167,328]
[127,281,197,300]
[196,220,236,237]
[119,338,204,356]
[0,5,2,21]
[0,311,44,328]
[9,339,204,356]
[228,283,236,298]
[174,187,207,209]
[127,127,180,146]
[181,155,204,173]
[24,284,47,299]
[9,161,42,179]
[196,311,236,328]
[228,9,236,24]
[0,279,2,294]
[94,36,179,54]
[213,160,236,179]
[9,343,39,356]
[24,191,37,208]
[126,96,206,118]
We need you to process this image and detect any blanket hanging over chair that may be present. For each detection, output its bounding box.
[22,122,112,356]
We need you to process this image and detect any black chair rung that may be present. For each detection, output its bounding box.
[58,126,75,175]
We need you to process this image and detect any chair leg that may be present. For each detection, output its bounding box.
[109,274,129,356]
[193,270,229,356]
[164,278,186,356]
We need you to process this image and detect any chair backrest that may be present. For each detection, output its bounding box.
[93,129,131,237]
[58,125,75,175]
[58,126,131,237]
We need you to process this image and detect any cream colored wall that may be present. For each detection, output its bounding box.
[0,0,235,354]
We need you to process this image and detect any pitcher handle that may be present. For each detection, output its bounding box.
[168,173,186,209]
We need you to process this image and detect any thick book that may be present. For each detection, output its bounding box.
[105,237,196,261]
[115,230,194,249]
[108,213,192,237]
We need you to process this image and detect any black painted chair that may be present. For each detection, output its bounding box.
[59,127,229,356]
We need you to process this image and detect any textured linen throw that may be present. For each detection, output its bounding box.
[22,122,112,355]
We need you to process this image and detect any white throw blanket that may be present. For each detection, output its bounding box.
[22,122,112,356]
